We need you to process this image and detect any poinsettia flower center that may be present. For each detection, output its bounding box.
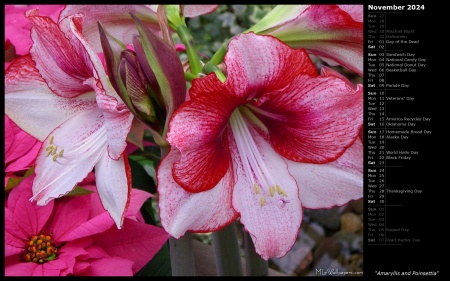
[229,108,289,207]
[21,233,58,264]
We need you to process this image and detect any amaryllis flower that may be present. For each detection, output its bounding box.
[5,114,41,187]
[58,5,218,54]
[157,32,363,260]
[248,5,363,76]
[5,173,169,276]
[4,9,134,228]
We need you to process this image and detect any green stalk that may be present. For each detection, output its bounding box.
[184,71,197,82]
[212,221,243,276]
[160,148,196,276]
[203,62,226,83]
[209,39,230,65]
[243,230,268,276]
[177,24,202,76]
[168,233,196,276]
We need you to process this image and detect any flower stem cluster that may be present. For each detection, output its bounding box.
[99,13,186,147]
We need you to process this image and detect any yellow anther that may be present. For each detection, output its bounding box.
[45,138,64,162]
[281,189,288,197]
[276,184,282,195]
[269,186,275,197]
[253,183,260,194]
[46,146,53,157]
[260,195,265,206]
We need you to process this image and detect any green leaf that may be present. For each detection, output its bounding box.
[128,156,156,193]
[5,166,35,193]
[140,198,158,226]
[66,186,94,196]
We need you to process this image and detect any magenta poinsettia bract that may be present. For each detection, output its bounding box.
[4,175,169,276]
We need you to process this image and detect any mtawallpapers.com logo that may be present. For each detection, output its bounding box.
[316,268,363,276]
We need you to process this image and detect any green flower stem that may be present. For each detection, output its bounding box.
[168,234,196,276]
[184,71,197,82]
[212,221,243,276]
[209,39,230,65]
[243,230,268,276]
[203,62,226,83]
[176,24,202,76]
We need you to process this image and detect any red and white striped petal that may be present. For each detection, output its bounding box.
[31,108,106,206]
[224,33,317,98]
[87,77,134,160]
[288,137,363,209]
[94,151,132,229]
[149,5,218,18]
[63,14,113,96]
[183,5,218,17]
[230,123,301,260]
[338,5,363,23]
[252,73,363,163]
[270,5,363,76]
[300,41,363,77]
[168,79,242,192]
[26,9,92,98]
[59,5,160,54]
[5,55,97,141]
[157,148,239,237]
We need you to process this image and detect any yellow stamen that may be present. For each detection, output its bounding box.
[276,184,282,195]
[253,183,260,194]
[260,195,265,206]
[269,186,275,197]
[46,146,53,157]
[44,137,65,162]
[51,146,57,156]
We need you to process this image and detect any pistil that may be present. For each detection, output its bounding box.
[229,109,288,206]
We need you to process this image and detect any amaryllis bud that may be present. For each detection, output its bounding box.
[119,49,155,119]
[130,12,186,142]
[99,19,165,146]
[116,48,166,134]
[99,13,186,147]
